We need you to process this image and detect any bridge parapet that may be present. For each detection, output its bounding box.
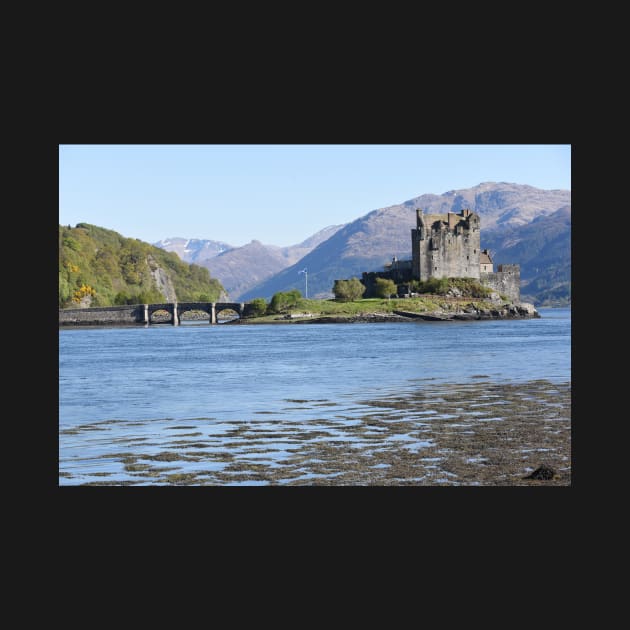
[59,304,144,326]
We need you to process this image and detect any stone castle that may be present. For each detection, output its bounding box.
[361,208,521,302]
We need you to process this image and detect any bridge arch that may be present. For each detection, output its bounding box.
[215,307,240,323]
[142,302,247,325]
[214,302,244,323]
[176,302,214,324]
[147,303,177,325]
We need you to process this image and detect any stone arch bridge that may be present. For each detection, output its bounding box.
[59,302,256,326]
[146,301,247,325]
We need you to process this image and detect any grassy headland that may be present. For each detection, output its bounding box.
[241,296,505,323]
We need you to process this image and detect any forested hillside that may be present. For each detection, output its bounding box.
[59,223,224,308]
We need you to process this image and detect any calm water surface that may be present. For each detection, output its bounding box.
[59,307,570,484]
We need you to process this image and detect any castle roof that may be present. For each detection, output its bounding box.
[480,251,493,264]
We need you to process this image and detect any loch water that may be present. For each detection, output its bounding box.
[59,307,571,485]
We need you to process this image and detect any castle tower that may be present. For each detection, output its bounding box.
[411,208,481,281]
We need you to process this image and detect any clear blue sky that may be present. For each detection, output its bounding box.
[59,144,571,247]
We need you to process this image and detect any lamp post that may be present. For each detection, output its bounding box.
[298,268,308,299]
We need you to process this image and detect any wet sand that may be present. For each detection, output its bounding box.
[60,379,570,486]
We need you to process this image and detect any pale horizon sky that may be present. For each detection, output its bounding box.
[59,144,571,247]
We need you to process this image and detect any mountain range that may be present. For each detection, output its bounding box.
[155,182,571,306]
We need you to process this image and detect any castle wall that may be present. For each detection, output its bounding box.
[480,264,521,303]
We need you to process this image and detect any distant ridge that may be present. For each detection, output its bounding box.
[153,237,233,263]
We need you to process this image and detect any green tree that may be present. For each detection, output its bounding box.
[243,297,267,317]
[333,278,365,301]
[250,297,268,317]
[269,289,302,313]
[417,277,449,295]
[332,280,346,300]
[285,289,301,305]
[59,273,72,307]
[113,291,131,305]
[268,292,287,313]
[63,236,80,251]
[94,248,118,276]
[135,289,164,304]
[374,278,397,299]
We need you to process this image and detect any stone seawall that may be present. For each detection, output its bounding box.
[59,305,143,326]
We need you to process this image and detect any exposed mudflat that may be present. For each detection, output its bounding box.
[60,379,570,486]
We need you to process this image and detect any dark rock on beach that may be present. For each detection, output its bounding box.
[524,465,556,480]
